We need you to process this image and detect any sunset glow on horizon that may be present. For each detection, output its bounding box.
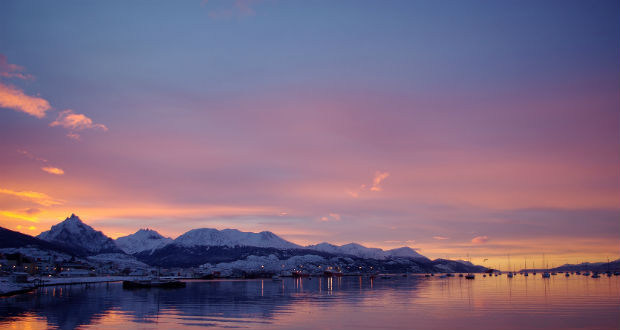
[1,0,618,269]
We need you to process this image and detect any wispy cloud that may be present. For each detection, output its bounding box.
[17,149,48,163]
[0,188,64,206]
[0,82,51,118]
[0,210,39,223]
[18,150,65,176]
[433,236,450,240]
[41,167,64,175]
[0,54,33,80]
[50,109,108,139]
[347,171,390,197]
[320,213,341,222]
[471,235,489,244]
[370,171,390,192]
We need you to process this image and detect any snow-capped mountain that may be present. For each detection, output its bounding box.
[386,247,428,261]
[306,242,428,261]
[307,242,386,259]
[173,228,301,249]
[115,229,173,254]
[37,214,121,255]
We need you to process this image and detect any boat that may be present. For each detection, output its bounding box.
[591,273,600,278]
[565,272,570,277]
[123,278,185,289]
[446,273,455,277]
[542,272,550,278]
[465,274,475,279]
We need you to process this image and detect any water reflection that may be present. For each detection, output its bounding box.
[0,275,618,330]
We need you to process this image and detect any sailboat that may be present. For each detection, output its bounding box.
[542,254,550,278]
[465,253,475,279]
[507,255,513,278]
[523,259,528,276]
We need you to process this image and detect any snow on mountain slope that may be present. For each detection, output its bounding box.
[307,242,428,260]
[37,214,121,255]
[115,229,173,254]
[386,247,429,261]
[307,242,385,259]
[173,228,301,249]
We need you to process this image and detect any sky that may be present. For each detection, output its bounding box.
[0,0,618,269]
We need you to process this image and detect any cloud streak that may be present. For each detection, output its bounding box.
[0,188,64,206]
[49,109,108,139]
[0,82,51,118]
[41,167,64,175]
[320,213,341,222]
[0,54,33,80]
[370,171,390,192]
[347,171,390,197]
[50,109,108,131]
[471,235,489,244]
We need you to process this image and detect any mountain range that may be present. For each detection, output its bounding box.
[31,214,426,261]
[3,214,486,272]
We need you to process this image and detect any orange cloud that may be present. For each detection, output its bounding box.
[320,213,341,222]
[50,109,108,133]
[0,54,33,80]
[433,236,449,240]
[370,171,390,191]
[347,171,390,197]
[471,235,489,244]
[0,210,39,223]
[41,167,65,175]
[0,82,51,118]
[18,149,48,163]
[0,188,64,206]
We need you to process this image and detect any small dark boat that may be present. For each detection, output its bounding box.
[465,274,475,279]
[123,278,185,289]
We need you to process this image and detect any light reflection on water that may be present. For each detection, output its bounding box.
[0,275,618,330]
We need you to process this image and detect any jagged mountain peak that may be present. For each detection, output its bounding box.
[37,214,121,255]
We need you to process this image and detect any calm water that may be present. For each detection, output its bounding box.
[0,275,618,330]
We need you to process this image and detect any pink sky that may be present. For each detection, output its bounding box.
[0,1,618,267]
